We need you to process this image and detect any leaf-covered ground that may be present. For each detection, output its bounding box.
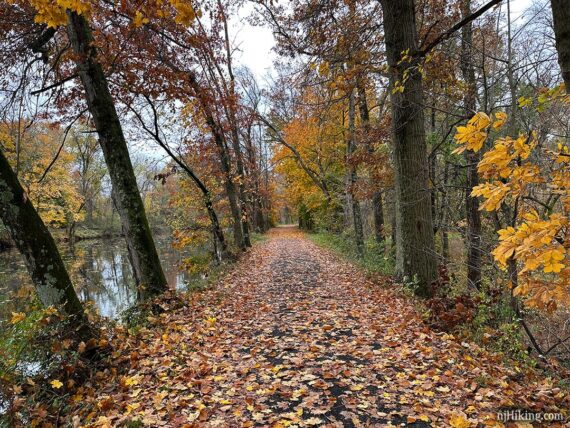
[65,227,567,427]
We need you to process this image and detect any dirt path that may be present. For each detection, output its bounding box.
[73,227,566,427]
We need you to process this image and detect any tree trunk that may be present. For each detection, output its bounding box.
[204,193,227,262]
[219,0,252,247]
[66,12,167,299]
[185,72,246,250]
[441,162,450,264]
[551,0,570,90]
[207,113,245,250]
[228,124,252,247]
[389,189,397,247]
[347,88,365,255]
[380,0,438,295]
[214,135,245,250]
[263,160,272,231]
[356,83,385,242]
[133,102,229,262]
[461,0,483,289]
[0,147,93,340]
[372,191,384,244]
[246,126,266,233]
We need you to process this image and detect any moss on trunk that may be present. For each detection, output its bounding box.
[66,12,167,299]
[0,147,93,340]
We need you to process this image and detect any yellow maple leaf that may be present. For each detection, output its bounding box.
[492,111,508,129]
[450,413,471,428]
[50,379,63,389]
[126,402,140,414]
[542,248,566,273]
[124,376,140,386]
[133,11,149,27]
[468,112,491,130]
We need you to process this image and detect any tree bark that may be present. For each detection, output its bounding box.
[461,0,483,289]
[551,0,570,90]
[372,192,384,243]
[66,12,167,299]
[244,125,263,233]
[389,189,397,247]
[356,83,385,243]
[184,73,246,250]
[219,0,252,246]
[212,126,246,250]
[380,0,438,295]
[228,127,252,247]
[441,162,450,263]
[347,89,365,255]
[204,193,227,262]
[0,147,93,340]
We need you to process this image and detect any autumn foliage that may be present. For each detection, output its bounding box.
[455,86,570,312]
[0,123,84,227]
[2,0,570,426]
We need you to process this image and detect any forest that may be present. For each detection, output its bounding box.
[0,0,569,426]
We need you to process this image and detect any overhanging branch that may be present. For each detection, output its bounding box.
[416,0,504,58]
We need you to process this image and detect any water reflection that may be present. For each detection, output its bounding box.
[0,236,193,321]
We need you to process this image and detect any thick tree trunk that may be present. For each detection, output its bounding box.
[357,83,385,242]
[461,0,483,289]
[66,12,167,299]
[380,0,437,295]
[551,0,570,90]
[347,89,365,255]
[0,148,93,340]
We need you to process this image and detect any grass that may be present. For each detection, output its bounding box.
[307,230,394,276]
[250,232,268,244]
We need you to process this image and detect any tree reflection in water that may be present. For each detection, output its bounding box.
[0,236,192,321]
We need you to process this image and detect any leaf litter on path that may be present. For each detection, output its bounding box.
[63,227,568,427]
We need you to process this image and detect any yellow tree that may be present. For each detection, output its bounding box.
[0,123,83,228]
[273,91,346,230]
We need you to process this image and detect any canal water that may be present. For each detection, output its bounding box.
[0,235,195,322]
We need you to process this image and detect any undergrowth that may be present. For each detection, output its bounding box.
[0,301,106,427]
[307,229,394,276]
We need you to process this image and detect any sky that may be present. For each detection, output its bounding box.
[231,3,277,79]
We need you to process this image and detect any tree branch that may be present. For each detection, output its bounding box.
[417,0,504,58]
[30,74,78,95]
